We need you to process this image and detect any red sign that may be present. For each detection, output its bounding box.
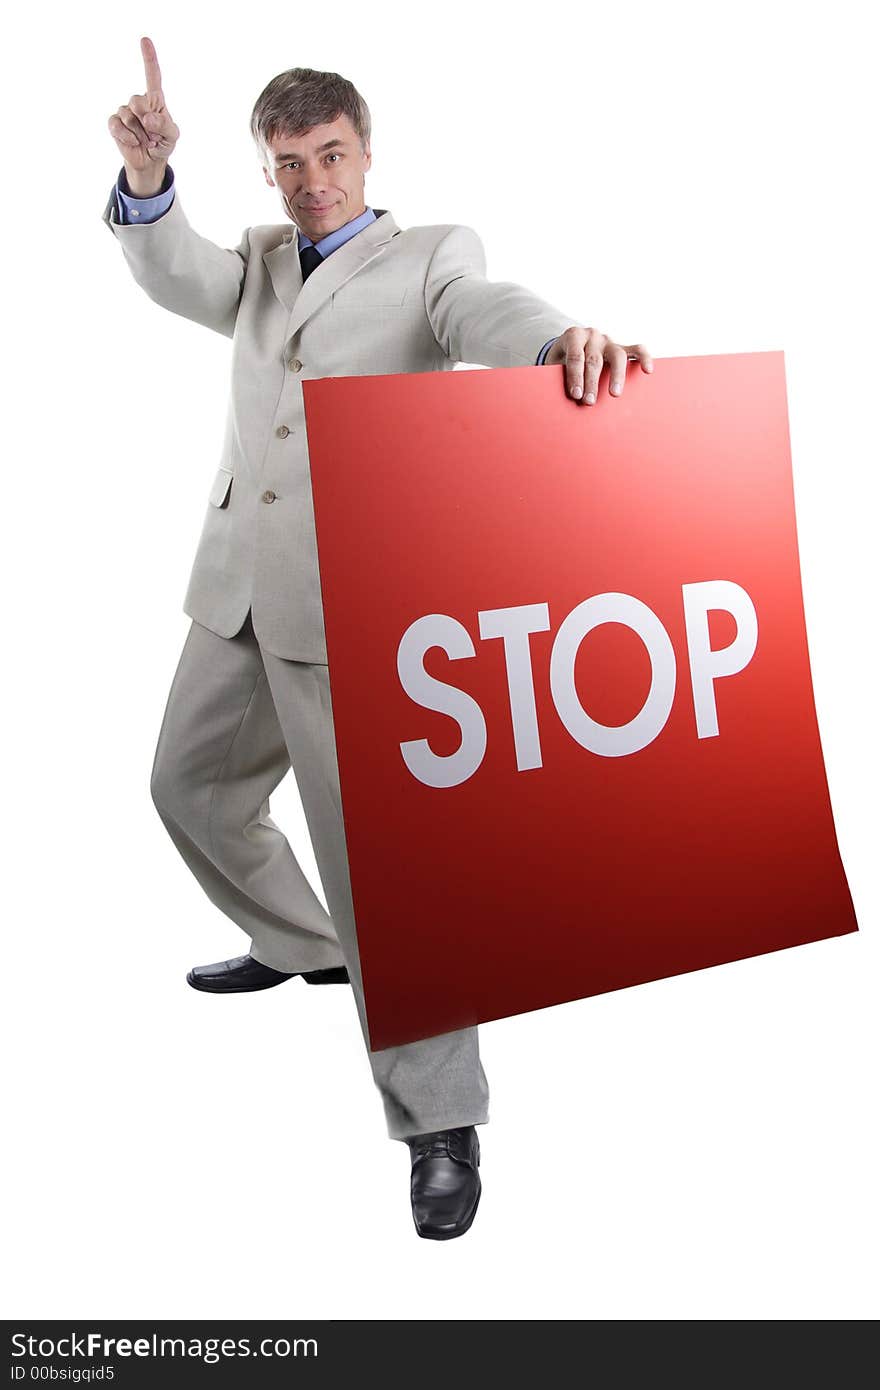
[303,353,858,1051]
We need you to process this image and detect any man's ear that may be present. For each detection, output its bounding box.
[363,143,372,173]
[262,164,276,188]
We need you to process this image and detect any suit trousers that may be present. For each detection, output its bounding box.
[148,608,490,1141]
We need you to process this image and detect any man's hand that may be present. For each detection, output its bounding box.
[107,36,180,197]
[544,327,653,404]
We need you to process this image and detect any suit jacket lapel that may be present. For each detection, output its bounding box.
[262,210,401,335]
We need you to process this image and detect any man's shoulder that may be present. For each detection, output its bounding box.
[246,221,297,254]
[244,218,482,255]
[397,221,483,246]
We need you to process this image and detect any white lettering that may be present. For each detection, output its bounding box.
[682,580,759,738]
[397,614,486,788]
[396,582,758,785]
[550,592,677,756]
[478,603,551,770]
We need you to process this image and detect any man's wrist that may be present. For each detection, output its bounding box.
[120,162,171,200]
[116,164,175,225]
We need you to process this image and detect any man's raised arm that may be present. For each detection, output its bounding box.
[102,36,248,339]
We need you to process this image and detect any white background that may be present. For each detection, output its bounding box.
[2,0,876,1320]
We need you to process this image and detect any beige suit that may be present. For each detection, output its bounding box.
[102,178,574,1138]
[101,186,573,661]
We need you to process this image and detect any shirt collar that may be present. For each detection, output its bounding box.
[297,206,377,258]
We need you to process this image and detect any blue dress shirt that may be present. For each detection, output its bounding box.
[114,164,558,363]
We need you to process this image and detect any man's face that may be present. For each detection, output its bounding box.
[262,114,372,242]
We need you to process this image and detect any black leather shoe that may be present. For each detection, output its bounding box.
[186,954,349,993]
[406,1126,481,1240]
[301,965,350,985]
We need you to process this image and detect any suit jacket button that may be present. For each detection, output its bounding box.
[261,490,277,504]
[276,425,290,438]
[288,357,303,371]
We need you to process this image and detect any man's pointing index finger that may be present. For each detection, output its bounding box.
[141,35,163,105]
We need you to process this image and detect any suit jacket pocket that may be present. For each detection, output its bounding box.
[209,466,234,508]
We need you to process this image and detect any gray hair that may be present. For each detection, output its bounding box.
[250,67,372,162]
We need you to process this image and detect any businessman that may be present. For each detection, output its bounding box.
[104,36,653,1240]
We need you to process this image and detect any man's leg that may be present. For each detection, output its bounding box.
[149,612,346,974]
[258,645,490,1143]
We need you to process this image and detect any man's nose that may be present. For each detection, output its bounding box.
[300,161,328,190]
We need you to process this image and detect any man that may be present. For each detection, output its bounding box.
[103,36,653,1240]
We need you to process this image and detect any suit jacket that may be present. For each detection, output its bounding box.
[101,185,574,661]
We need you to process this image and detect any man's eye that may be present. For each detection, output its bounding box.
[282,155,339,170]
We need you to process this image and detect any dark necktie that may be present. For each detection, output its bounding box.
[299,243,323,283]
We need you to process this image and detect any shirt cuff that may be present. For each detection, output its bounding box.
[116,164,175,225]
[536,337,558,366]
